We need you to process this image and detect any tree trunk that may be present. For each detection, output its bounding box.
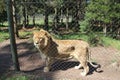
[54,7,60,30]
[22,3,27,29]
[110,22,113,32]
[103,24,107,36]
[6,0,20,71]
[44,6,49,30]
[60,5,63,23]
[26,14,29,26]
[54,7,58,29]
[12,0,19,38]
[33,14,35,26]
[71,1,80,31]
[65,8,69,30]
[77,0,80,20]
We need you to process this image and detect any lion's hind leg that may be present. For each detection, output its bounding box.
[80,60,89,76]
[74,55,89,76]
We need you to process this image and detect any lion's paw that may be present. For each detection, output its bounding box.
[81,72,87,76]
[74,65,82,69]
[75,66,80,69]
[44,67,50,72]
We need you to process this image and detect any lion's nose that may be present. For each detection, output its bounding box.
[35,41,39,44]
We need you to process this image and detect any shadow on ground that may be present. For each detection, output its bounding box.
[0,39,103,80]
[0,42,13,77]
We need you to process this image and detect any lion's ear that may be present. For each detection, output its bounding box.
[45,31,51,38]
[40,28,46,32]
[40,28,52,39]
[33,31,36,35]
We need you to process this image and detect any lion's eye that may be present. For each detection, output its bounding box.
[39,37,44,43]
[39,38,42,41]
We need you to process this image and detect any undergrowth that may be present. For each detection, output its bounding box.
[0,30,120,50]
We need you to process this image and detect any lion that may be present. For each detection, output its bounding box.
[33,29,99,76]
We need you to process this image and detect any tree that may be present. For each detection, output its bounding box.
[12,0,19,38]
[0,0,7,24]
[25,0,44,27]
[0,11,7,25]
[0,0,6,13]
[6,0,20,71]
[43,0,50,30]
[80,0,120,36]
[47,0,63,30]
[63,0,85,31]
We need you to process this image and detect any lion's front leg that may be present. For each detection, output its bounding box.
[44,57,55,72]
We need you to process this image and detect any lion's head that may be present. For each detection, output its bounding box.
[33,29,51,50]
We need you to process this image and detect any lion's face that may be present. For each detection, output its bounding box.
[33,29,50,49]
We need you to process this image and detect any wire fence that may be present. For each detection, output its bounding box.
[0,0,120,80]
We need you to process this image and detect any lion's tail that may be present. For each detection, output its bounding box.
[87,47,100,68]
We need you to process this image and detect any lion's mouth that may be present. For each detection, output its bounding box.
[34,44,40,49]
[34,42,39,47]
[34,42,37,46]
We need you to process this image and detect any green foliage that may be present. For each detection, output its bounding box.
[80,0,120,32]
[6,76,29,80]
[0,11,7,23]
[86,0,111,22]
[0,30,33,42]
[0,31,9,42]
[0,29,120,50]
[47,0,63,8]
[54,33,88,42]
[54,32,120,50]
[0,0,7,23]
[0,75,46,80]
[0,0,6,13]
[18,30,33,38]
[80,19,89,32]
[0,75,29,80]
[102,36,120,50]
[87,32,103,46]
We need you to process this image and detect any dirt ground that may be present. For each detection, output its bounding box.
[0,39,120,80]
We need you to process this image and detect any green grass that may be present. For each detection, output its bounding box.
[54,33,89,42]
[0,75,29,80]
[0,74,45,80]
[0,31,9,42]
[6,76,29,80]
[1,75,44,80]
[0,30,32,42]
[102,36,120,50]
[19,31,33,38]
[54,33,120,50]
[0,30,120,50]
[28,18,44,25]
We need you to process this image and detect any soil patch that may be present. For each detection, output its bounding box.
[0,39,120,80]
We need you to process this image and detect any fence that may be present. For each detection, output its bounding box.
[0,0,120,80]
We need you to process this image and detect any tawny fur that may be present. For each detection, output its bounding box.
[33,29,97,76]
